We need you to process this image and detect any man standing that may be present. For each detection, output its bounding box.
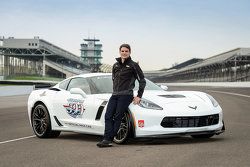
[97,44,146,147]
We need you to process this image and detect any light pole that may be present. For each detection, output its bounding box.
[56,57,64,78]
[234,54,237,81]
[61,60,63,78]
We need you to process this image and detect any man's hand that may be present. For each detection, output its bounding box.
[133,96,141,105]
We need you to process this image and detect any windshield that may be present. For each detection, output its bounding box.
[88,75,162,94]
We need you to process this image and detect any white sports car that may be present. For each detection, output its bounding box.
[28,73,225,144]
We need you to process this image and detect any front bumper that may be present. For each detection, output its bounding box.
[135,122,224,138]
[131,105,224,138]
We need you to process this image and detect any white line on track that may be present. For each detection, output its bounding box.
[207,90,250,98]
[0,135,36,145]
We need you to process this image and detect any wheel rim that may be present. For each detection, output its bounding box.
[114,114,129,143]
[32,106,48,136]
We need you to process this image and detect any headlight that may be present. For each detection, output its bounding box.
[139,98,163,110]
[206,94,219,107]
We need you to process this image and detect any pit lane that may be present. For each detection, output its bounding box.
[0,86,250,167]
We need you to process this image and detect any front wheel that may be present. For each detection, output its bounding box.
[113,113,130,144]
[32,104,61,138]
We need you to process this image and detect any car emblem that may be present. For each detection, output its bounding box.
[138,120,144,128]
[188,106,197,110]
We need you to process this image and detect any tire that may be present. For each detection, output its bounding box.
[191,134,214,139]
[222,120,225,131]
[113,112,130,144]
[32,104,61,138]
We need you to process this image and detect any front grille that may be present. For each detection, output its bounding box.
[161,114,219,128]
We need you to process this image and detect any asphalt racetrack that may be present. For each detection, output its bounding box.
[0,86,250,167]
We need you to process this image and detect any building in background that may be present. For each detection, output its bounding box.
[149,48,250,82]
[80,38,103,72]
[0,36,91,79]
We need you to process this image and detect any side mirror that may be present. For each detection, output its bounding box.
[70,88,87,98]
[160,85,168,91]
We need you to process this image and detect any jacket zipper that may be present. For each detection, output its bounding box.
[118,67,122,92]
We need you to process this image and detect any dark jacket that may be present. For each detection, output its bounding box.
[112,56,146,98]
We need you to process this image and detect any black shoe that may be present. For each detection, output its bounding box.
[97,140,112,148]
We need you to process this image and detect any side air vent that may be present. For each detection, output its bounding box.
[158,94,186,98]
[95,101,108,120]
[54,116,63,126]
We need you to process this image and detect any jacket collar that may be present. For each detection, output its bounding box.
[116,56,132,64]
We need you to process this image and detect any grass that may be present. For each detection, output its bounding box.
[0,84,13,86]
[5,75,63,81]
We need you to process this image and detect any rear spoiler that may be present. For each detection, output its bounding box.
[33,83,54,90]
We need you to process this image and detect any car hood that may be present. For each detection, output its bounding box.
[142,90,206,104]
[142,90,219,114]
[92,90,218,115]
[95,90,207,104]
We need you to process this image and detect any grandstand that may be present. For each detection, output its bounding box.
[150,48,250,82]
[1,37,249,83]
[0,37,91,78]
[99,48,250,83]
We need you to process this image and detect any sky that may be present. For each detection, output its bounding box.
[1,0,250,71]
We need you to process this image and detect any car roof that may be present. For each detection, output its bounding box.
[55,73,112,86]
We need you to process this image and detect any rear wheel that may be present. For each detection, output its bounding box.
[32,104,61,138]
[191,134,214,139]
[114,113,130,144]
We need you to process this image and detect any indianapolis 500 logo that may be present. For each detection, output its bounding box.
[63,98,85,118]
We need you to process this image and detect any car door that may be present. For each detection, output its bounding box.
[53,77,104,134]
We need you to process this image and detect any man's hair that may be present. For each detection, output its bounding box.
[119,44,131,52]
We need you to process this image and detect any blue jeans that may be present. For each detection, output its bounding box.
[104,95,133,141]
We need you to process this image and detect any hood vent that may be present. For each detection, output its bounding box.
[158,94,186,98]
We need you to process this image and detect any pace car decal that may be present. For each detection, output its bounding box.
[65,122,92,128]
[63,98,85,118]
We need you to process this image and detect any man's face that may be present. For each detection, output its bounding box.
[120,47,130,59]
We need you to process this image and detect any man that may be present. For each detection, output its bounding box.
[97,44,146,147]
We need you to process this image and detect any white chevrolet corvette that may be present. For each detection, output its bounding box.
[28,73,225,144]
